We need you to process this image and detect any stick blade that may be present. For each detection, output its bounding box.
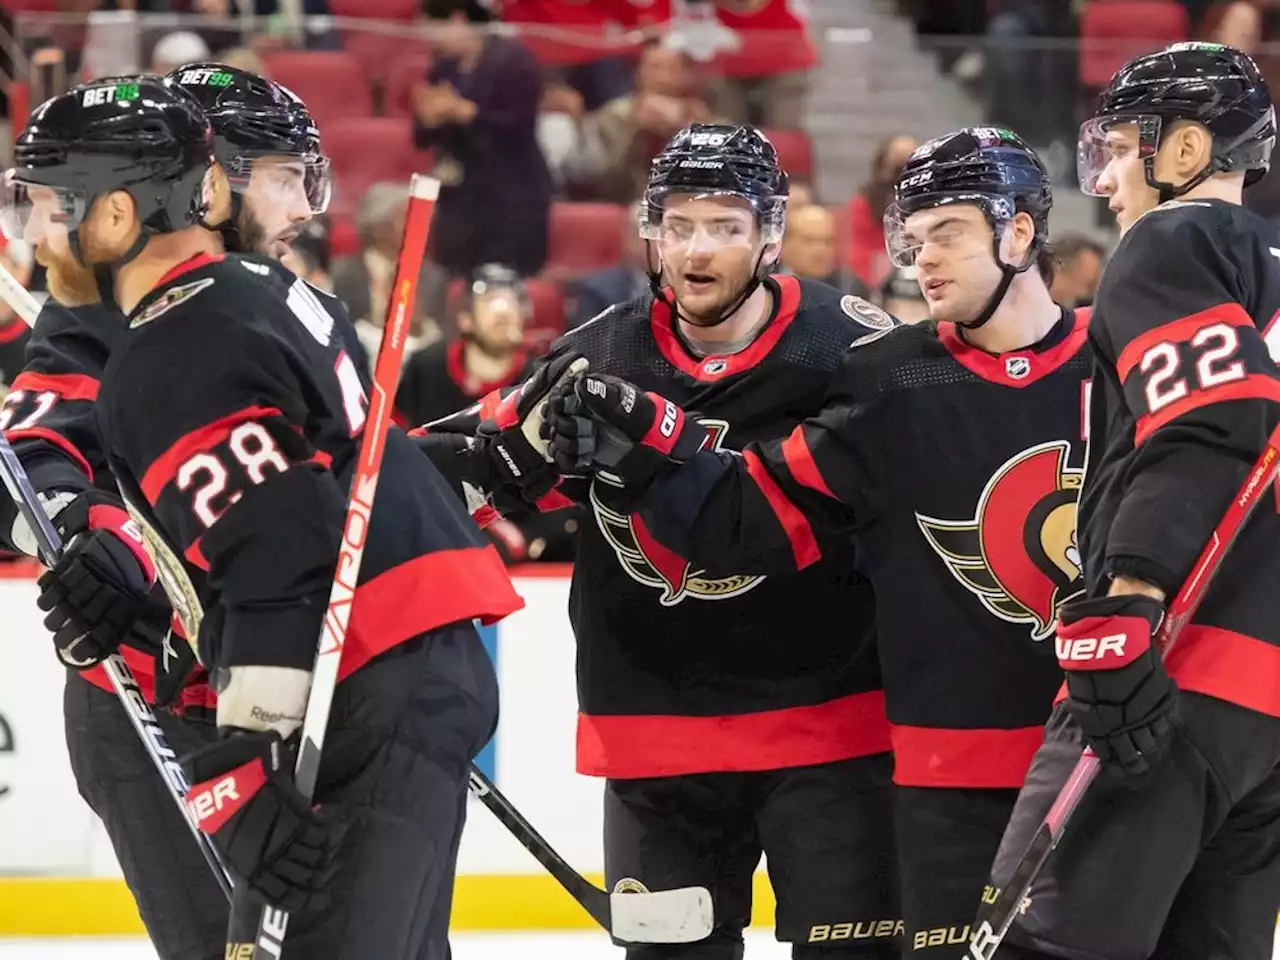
[609,885,714,944]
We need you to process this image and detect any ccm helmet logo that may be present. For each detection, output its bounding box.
[1055,633,1127,662]
[186,776,241,824]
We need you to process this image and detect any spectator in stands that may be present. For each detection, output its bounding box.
[570,200,650,328]
[594,41,718,204]
[150,31,211,73]
[846,132,918,291]
[331,181,444,369]
[397,263,534,426]
[1201,0,1265,52]
[787,178,816,208]
[876,264,930,325]
[219,46,266,75]
[1048,233,1105,309]
[781,203,869,297]
[679,0,818,129]
[537,80,610,199]
[415,0,553,278]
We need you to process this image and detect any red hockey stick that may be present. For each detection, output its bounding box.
[246,174,438,959]
[969,422,1280,959]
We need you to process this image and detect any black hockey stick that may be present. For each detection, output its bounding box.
[467,766,713,942]
[0,267,235,900]
[969,422,1280,959]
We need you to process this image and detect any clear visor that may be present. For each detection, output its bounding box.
[230,154,332,215]
[1077,115,1159,197]
[883,192,1014,267]
[0,171,87,246]
[639,189,785,252]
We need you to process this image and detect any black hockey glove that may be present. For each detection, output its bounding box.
[474,352,588,504]
[36,492,157,671]
[182,730,345,914]
[1056,594,1179,778]
[544,373,710,490]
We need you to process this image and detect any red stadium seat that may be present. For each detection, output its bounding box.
[545,203,628,278]
[762,128,813,180]
[344,32,431,92]
[261,51,372,126]
[328,0,418,17]
[385,51,434,120]
[1078,0,1188,90]
[327,215,359,259]
[322,117,432,216]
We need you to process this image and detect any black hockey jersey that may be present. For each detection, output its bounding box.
[0,302,192,704]
[396,337,533,426]
[636,308,1093,788]
[0,317,29,391]
[528,276,890,778]
[96,252,521,682]
[1080,199,1280,717]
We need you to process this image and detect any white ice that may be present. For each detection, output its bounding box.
[0,931,793,958]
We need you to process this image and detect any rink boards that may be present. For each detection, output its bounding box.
[0,565,779,935]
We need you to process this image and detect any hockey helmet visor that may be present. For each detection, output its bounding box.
[226,151,331,216]
[0,169,88,245]
[884,191,1017,268]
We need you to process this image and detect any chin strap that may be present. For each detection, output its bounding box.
[69,226,155,313]
[958,229,1040,331]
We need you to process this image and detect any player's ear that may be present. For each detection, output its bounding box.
[1003,211,1035,264]
[90,190,140,257]
[1167,121,1214,178]
[204,163,233,226]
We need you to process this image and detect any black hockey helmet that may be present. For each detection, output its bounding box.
[3,75,214,262]
[1079,42,1276,201]
[884,126,1052,329]
[640,123,789,326]
[166,63,330,216]
[468,262,527,303]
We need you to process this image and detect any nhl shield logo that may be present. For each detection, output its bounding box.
[916,441,1084,641]
[1005,356,1032,380]
[703,358,728,376]
[591,419,765,606]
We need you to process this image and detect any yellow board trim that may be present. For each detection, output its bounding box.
[0,875,778,937]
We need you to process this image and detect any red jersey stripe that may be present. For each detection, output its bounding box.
[743,448,822,569]
[5,426,94,481]
[1116,302,1253,383]
[889,724,1046,789]
[781,425,837,499]
[140,405,285,502]
[575,689,891,778]
[1134,374,1280,445]
[8,370,99,402]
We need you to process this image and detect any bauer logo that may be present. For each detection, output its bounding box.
[1055,633,1129,664]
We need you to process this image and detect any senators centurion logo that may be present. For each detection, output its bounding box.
[915,441,1084,641]
[591,419,765,606]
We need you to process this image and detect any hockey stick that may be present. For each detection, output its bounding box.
[467,766,714,943]
[0,263,235,901]
[245,174,438,958]
[969,422,1280,960]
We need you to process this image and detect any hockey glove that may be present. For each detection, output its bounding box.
[36,493,157,671]
[474,352,588,503]
[182,730,344,914]
[1056,594,1179,778]
[544,374,710,490]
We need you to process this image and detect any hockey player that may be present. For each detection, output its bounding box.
[419,124,899,958]
[982,42,1280,960]
[1,72,515,958]
[0,65,338,959]
[542,128,1091,957]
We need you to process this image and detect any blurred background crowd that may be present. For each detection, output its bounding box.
[0,0,1274,562]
